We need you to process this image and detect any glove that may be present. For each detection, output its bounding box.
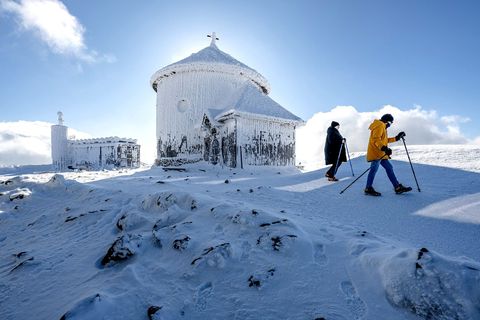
[381,146,393,156]
[395,131,406,141]
[342,138,346,143]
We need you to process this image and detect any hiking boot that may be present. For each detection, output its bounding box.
[325,173,338,181]
[364,187,381,196]
[395,184,412,194]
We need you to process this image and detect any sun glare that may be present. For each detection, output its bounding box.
[170,44,206,63]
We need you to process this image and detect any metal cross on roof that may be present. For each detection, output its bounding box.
[207,32,219,46]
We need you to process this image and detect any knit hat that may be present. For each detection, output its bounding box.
[380,114,394,123]
[331,121,340,127]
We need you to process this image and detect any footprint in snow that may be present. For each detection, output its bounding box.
[340,280,367,320]
[350,244,368,257]
[194,282,213,311]
[318,227,335,242]
[313,243,328,266]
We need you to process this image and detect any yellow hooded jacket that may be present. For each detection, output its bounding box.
[366,119,396,162]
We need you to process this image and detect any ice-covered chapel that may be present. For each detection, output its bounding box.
[51,112,140,171]
[151,33,302,167]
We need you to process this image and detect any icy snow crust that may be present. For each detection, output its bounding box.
[1,146,480,319]
[150,44,270,94]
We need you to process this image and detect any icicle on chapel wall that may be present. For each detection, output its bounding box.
[69,142,140,170]
[155,71,248,165]
[201,118,237,168]
[237,117,296,166]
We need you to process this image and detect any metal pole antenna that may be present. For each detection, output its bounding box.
[401,137,421,192]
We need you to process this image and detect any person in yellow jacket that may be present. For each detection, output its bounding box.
[364,113,412,196]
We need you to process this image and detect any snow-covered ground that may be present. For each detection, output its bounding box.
[1,145,479,320]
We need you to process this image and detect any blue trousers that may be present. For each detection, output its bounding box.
[366,159,399,188]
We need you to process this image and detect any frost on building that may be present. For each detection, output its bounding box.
[51,112,140,171]
[150,33,303,168]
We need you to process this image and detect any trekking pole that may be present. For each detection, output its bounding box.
[340,154,388,194]
[339,166,370,194]
[401,137,421,192]
[345,141,354,176]
[333,141,345,176]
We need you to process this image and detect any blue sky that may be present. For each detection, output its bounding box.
[1,0,479,163]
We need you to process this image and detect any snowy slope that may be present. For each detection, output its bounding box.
[1,146,479,320]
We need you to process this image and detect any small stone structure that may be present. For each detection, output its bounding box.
[51,112,140,171]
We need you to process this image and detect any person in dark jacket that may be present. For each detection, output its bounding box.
[324,121,347,181]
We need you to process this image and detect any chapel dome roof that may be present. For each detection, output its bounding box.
[150,42,270,94]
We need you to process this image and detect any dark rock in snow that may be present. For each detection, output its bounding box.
[271,219,288,225]
[385,248,480,320]
[172,236,190,251]
[14,251,27,258]
[147,305,162,320]
[191,200,197,210]
[191,243,231,266]
[116,214,126,231]
[415,247,430,274]
[248,268,276,288]
[9,188,31,201]
[162,167,186,172]
[10,256,34,272]
[260,219,288,228]
[101,234,141,266]
[248,275,261,288]
[224,179,230,184]
[257,233,297,251]
[417,247,429,260]
[65,216,78,222]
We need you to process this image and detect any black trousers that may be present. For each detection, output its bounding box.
[326,162,341,177]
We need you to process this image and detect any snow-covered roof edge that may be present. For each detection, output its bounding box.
[215,109,304,125]
[214,82,302,123]
[150,62,270,94]
[69,137,138,144]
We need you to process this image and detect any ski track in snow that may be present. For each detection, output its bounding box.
[1,146,480,320]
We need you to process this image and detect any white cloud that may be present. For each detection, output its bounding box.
[0,0,114,63]
[296,105,478,168]
[472,136,480,146]
[0,120,90,166]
